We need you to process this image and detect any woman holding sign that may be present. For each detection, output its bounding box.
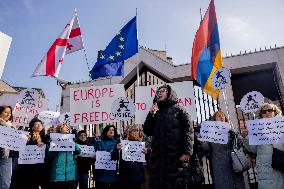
[49,123,81,189]
[11,117,48,189]
[202,111,246,189]
[111,125,147,189]
[143,84,194,189]
[243,103,284,189]
[75,130,94,189]
[94,125,119,189]
[0,105,13,189]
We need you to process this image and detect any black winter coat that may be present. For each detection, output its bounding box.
[76,140,93,174]
[111,147,145,183]
[143,86,194,189]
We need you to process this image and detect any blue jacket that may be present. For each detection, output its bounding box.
[49,144,81,182]
[94,138,117,183]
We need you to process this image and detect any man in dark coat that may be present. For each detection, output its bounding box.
[143,84,194,189]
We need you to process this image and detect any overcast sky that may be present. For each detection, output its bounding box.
[1,0,284,110]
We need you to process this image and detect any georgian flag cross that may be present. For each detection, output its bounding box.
[32,15,83,78]
[66,15,83,54]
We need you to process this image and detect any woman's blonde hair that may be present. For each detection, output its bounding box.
[56,123,70,133]
[124,125,141,140]
[258,103,282,118]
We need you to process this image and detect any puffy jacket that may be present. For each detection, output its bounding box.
[49,144,81,182]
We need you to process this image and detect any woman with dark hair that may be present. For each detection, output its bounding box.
[202,111,245,189]
[0,105,13,189]
[12,117,48,189]
[94,125,118,189]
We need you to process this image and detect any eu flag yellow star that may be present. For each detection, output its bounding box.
[119,44,124,49]
[109,55,114,60]
[116,31,121,35]
[100,55,105,59]
[119,37,124,42]
[116,51,121,56]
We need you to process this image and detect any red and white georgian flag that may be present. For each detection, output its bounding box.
[66,15,83,54]
[32,16,75,77]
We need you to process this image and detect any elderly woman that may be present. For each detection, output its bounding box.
[202,110,246,189]
[0,105,13,189]
[111,125,147,189]
[243,103,284,189]
[49,123,81,189]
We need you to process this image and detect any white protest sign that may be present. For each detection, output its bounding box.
[111,97,135,121]
[95,151,117,170]
[240,91,264,113]
[18,145,46,164]
[13,89,48,127]
[59,112,71,125]
[0,126,28,151]
[78,145,96,157]
[0,31,12,79]
[200,121,231,144]
[17,88,40,110]
[121,140,146,162]
[246,116,284,145]
[49,133,75,151]
[135,81,196,124]
[38,111,60,126]
[70,84,125,125]
[211,67,231,90]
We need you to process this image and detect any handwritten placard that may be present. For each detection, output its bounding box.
[200,121,230,144]
[49,133,75,151]
[121,140,146,162]
[70,84,125,125]
[95,151,117,170]
[0,126,28,151]
[38,111,60,126]
[18,145,46,164]
[246,116,284,145]
[78,145,96,157]
[135,81,197,124]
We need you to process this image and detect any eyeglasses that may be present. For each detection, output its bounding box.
[260,109,274,114]
[157,89,167,93]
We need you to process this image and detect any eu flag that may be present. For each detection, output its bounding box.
[191,0,223,99]
[90,16,138,79]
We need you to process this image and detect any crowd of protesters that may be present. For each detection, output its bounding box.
[0,85,284,189]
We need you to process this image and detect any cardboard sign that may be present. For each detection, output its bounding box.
[121,140,146,162]
[246,116,284,145]
[200,121,230,144]
[78,145,96,157]
[135,81,196,124]
[95,151,117,170]
[211,67,231,90]
[240,91,264,113]
[0,126,28,151]
[49,133,75,151]
[111,97,135,121]
[70,84,125,125]
[18,145,46,164]
[38,111,60,126]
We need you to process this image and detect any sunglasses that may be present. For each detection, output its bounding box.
[260,109,274,114]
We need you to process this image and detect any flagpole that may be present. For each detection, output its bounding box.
[136,8,140,86]
[74,8,92,80]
